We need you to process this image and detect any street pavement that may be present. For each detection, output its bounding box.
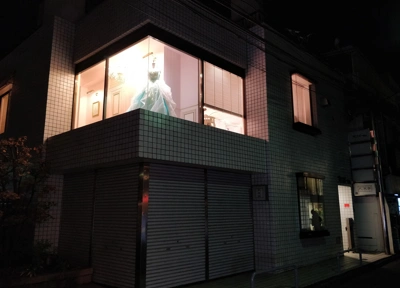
[306,254,400,288]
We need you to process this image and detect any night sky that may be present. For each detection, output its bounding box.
[0,0,399,85]
[264,1,400,85]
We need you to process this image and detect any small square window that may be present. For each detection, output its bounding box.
[291,74,321,135]
[296,172,330,238]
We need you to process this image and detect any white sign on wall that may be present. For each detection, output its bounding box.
[348,129,371,143]
[354,183,377,196]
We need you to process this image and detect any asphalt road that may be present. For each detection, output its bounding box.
[308,255,400,288]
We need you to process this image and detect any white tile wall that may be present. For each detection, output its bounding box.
[43,17,75,140]
[263,47,351,268]
[36,16,75,246]
[46,109,267,173]
[34,175,64,247]
[74,0,247,68]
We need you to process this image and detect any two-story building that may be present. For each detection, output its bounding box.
[0,1,353,287]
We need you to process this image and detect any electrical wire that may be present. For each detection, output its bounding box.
[112,0,397,120]
[205,0,400,110]
[109,0,360,119]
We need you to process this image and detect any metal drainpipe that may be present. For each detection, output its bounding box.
[371,111,390,254]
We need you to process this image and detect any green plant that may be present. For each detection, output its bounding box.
[0,137,56,267]
[19,240,70,277]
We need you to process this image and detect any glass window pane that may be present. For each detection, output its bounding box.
[297,174,326,232]
[73,61,106,128]
[204,62,243,116]
[292,73,312,125]
[204,106,244,134]
[0,93,9,134]
[121,37,199,122]
[107,37,150,119]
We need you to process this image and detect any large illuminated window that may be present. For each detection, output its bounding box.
[74,37,200,128]
[73,36,244,135]
[0,84,11,134]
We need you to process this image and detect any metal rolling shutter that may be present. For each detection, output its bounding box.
[58,171,95,267]
[92,165,139,288]
[146,164,205,288]
[207,170,254,279]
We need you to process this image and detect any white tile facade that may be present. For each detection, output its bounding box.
[263,29,352,268]
[0,0,354,274]
[46,109,267,174]
[35,16,76,245]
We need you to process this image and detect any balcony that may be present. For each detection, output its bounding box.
[46,109,267,173]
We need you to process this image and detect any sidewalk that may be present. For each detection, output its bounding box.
[79,251,397,288]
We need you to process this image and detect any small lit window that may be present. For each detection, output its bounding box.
[291,74,320,135]
[296,172,329,238]
[0,84,12,134]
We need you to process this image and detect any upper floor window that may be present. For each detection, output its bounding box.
[291,73,320,135]
[0,84,11,134]
[292,73,312,125]
[73,36,244,134]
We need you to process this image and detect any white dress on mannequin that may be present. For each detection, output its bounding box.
[127,60,177,117]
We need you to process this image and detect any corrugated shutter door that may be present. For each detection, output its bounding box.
[207,170,254,279]
[58,172,95,267]
[92,165,139,288]
[146,164,205,288]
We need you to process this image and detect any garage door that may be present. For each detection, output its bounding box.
[92,165,139,288]
[207,170,254,279]
[146,164,206,288]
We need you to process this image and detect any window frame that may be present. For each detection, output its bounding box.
[290,72,321,136]
[0,83,12,134]
[296,172,330,239]
[72,24,246,134]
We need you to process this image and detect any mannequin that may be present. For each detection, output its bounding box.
[127,57,177,116]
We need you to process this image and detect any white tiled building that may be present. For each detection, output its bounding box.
[0,1,357,287]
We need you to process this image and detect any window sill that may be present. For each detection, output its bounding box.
[299,230,330,239]
[293,122,321,136]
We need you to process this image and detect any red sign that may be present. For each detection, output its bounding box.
[344,203,350,208]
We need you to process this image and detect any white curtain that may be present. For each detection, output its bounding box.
[292,74,312,125]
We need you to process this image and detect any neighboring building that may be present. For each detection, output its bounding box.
[324,46,400,254]
[0,1,366,287]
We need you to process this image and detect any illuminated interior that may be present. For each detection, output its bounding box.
[292,73,312,126]
[73,36,244,135]
[0,92,9,134]
[204,106,244,134]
